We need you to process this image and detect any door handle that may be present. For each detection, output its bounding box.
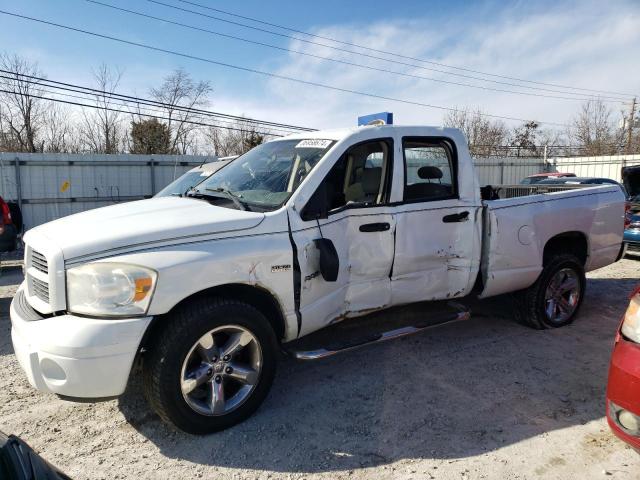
[442,211,469,223]
[359,222,391,232]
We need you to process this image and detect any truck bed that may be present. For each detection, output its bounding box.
[477,184,625,298]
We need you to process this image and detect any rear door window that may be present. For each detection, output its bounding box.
[403,138,457,202]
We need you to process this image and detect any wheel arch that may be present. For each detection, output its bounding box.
[140,283,287,352]
[543,231,588,266]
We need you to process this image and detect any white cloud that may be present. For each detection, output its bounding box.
[15,0,638,137]
[235,0,640,132]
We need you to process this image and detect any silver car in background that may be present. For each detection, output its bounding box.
[155,156,236,197]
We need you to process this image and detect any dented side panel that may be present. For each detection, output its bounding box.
[390,201,482,305]
[478,205,542,298]
[290,208,396,338]
[103,221,300,341]
[479,185,626,298]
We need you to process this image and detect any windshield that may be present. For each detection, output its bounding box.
[156,170,212,197]
[194,139,335,210]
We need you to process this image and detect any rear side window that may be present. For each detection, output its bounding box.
[403,138,456,202]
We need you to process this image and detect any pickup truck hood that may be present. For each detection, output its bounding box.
[27,197,265,260]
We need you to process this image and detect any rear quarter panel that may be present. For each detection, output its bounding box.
[479,185,625,298]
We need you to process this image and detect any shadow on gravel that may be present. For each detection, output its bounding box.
[117,274,638,474]
[625,252,640,261]
[0,267,22,357]
[0,297,14,357]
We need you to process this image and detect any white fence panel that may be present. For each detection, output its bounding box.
[0,153,216,230]
[472,157,546,185]
[2,151,636,232]
[549,154,640,182]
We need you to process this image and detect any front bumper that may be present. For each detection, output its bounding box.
[606,333,640,450]
[10,284,152,399]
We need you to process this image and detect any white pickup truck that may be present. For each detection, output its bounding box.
[11,125,625,434]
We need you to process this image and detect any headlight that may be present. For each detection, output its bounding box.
[67,263,157,317]
[621,287,640,343]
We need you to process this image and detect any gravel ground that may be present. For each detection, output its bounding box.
[1,257,639,480]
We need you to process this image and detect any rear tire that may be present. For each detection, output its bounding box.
[514,254,586,329]
[142,296,278,434]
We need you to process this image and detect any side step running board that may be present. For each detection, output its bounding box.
[286,302,470,361]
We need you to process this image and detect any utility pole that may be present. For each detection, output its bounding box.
[627,97,637,154]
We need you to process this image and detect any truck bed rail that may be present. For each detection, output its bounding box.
[485,184,588,200]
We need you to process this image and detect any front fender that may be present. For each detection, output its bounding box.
[97,233,298,339]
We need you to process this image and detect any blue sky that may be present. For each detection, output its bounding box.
[0,0,638,131]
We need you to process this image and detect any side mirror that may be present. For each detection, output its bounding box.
[301,182,329,221]
[313,238,339,282]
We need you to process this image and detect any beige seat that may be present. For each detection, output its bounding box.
[345,167,382,204]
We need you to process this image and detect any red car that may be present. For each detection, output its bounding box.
[606,285,640,450]
[0,196,18,252]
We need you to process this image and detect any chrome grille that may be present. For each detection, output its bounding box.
[31,277,50,304]
[23,243,57,313]
[31,249,48,274]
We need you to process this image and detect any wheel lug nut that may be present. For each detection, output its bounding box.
[212,356,218,362]
[223,355,230,362]
[207,368,213,376]
[214,375,222,383]
[225,366,233,374]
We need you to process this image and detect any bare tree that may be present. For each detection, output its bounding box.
[79,64,125,153]
[150,68,212,154]
[568,99,622,156]
[43,104,80,153]
[0,53,47,152]
[206,119,267,157]
[443,107,507,156]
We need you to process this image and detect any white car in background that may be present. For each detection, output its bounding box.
[155,156,236,197]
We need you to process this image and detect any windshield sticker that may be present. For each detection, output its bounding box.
[296,139,333,149]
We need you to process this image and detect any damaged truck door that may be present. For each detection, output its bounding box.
[290,138,396,337]
[391,136,481,304]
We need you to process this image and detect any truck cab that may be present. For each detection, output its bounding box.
[287,126,482,336]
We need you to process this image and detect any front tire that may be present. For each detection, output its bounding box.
[514,254,586,329]
[142,297,278,434]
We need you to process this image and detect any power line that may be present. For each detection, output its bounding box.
[0,9,573,128]
[0,70,314,131]
[0,77,302,135]
[0,79,305,136]
[0,78,303,135]
[0,86,290,137]
[0,69,315,133]
[175,0,639,99]
[84,0,627,105]
[146,0,636,102]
